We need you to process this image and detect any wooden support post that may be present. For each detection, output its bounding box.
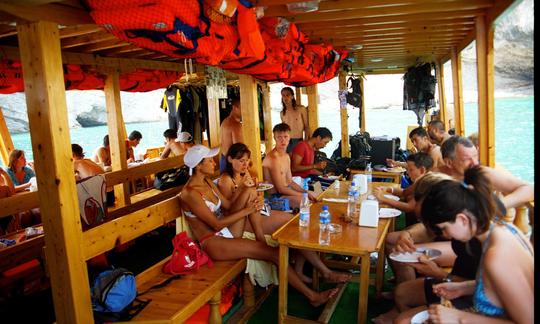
[306,84,319,137]
[451,47,465,136]
[243,274,255,308]
[239,75,262,179]
[360,76,366,131]
[0,107,14,165]
[338,71,350,157]
[261,83,273,154]
[104,71,130,206]
[207,98,221,149]
[17,21,94,324]
[295,86,302,106]
[476,16,496,167]
[208,291,222,324]
[436,61,447,128]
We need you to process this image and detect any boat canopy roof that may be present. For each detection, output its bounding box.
[0,0,516,92]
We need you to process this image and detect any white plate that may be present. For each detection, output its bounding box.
[256,183,274,192]
[383,194,400,201]
[387,167,406,173]
[379,208,401,218]
[389,248,442,263]
[410,310,429,324]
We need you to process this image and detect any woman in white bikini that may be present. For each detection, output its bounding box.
[180,145,339,306]
[217,143,352,284]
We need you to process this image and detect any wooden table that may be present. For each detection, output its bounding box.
[273,181,399,323]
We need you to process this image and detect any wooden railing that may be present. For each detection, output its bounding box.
[0,191,39,219]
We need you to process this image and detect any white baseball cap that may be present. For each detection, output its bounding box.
[177,131,193,143]
[184,145,219,175]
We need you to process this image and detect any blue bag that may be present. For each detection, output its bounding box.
[91,267,137,313]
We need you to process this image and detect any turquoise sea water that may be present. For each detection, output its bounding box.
[9,97,534,184]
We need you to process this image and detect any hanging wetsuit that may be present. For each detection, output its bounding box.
[179,88,195,137]
[160,85,182,132]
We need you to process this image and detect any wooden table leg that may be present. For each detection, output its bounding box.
[375,243,386,298]
[358,254,370,324]
[278,244,289,323]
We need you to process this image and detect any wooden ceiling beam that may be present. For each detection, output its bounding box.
[333,35,464,43]
[308,28,471,39]
[61,33,116,49]
[256,0,425,6]
[266,1,494,23]
[0,2,93,25]
[265,0,494,16]
[309,31,468,43]
[334,39,460,47]
[0,45,186,71]
[304,25,474,39]
[297,12,481,30]
[440,0,513,63]
[98,45,146,56]
[59,25,104,39]
[76,39,128,53]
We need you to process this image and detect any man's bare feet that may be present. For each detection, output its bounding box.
[322,270,352,283]
[309,287,340,307]
[372,307,399,324]
[296,271,313,284]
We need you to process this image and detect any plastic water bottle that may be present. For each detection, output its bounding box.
[299,193,310,227]
[303,178,310,191]
[365,163,373,184]
[319,205,331,245]
[354,190,361,216]
[365,163,373,193]
[347,186,356,222]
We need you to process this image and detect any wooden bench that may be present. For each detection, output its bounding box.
[0,192,46,298]
[83,195,254,324]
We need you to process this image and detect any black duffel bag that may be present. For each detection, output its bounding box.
[154,166,190,190]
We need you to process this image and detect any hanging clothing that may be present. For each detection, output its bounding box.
[178,88,195,137]
[160,85,182,132]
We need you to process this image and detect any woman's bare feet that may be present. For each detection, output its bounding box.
[322,270,352,283]
[309,287,340,307]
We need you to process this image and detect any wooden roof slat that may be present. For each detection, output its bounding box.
[75,39,129,53]
[265,0,494,22]
[59,25,104,39]
[309,28,471,39]
[0,2,93,25]
[296,10,483,31]
[61,32,117,49]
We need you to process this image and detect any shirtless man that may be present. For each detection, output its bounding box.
[440,135,533,209]
[262,123,317,209]
[92,135,111,166]
[387,127,444,171]
[427,120,451,145]
[160,129,193,158]
[280,87,308,153]
[72,144,105,180]
[126,130,143,163]
[220,98,243,173]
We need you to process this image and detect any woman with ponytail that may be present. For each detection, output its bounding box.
[401,165,533,324]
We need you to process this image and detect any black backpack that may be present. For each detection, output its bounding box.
[346,76,362,109]
[154,166,190,190]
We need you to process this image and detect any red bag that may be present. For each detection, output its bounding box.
[163,231,213,275]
